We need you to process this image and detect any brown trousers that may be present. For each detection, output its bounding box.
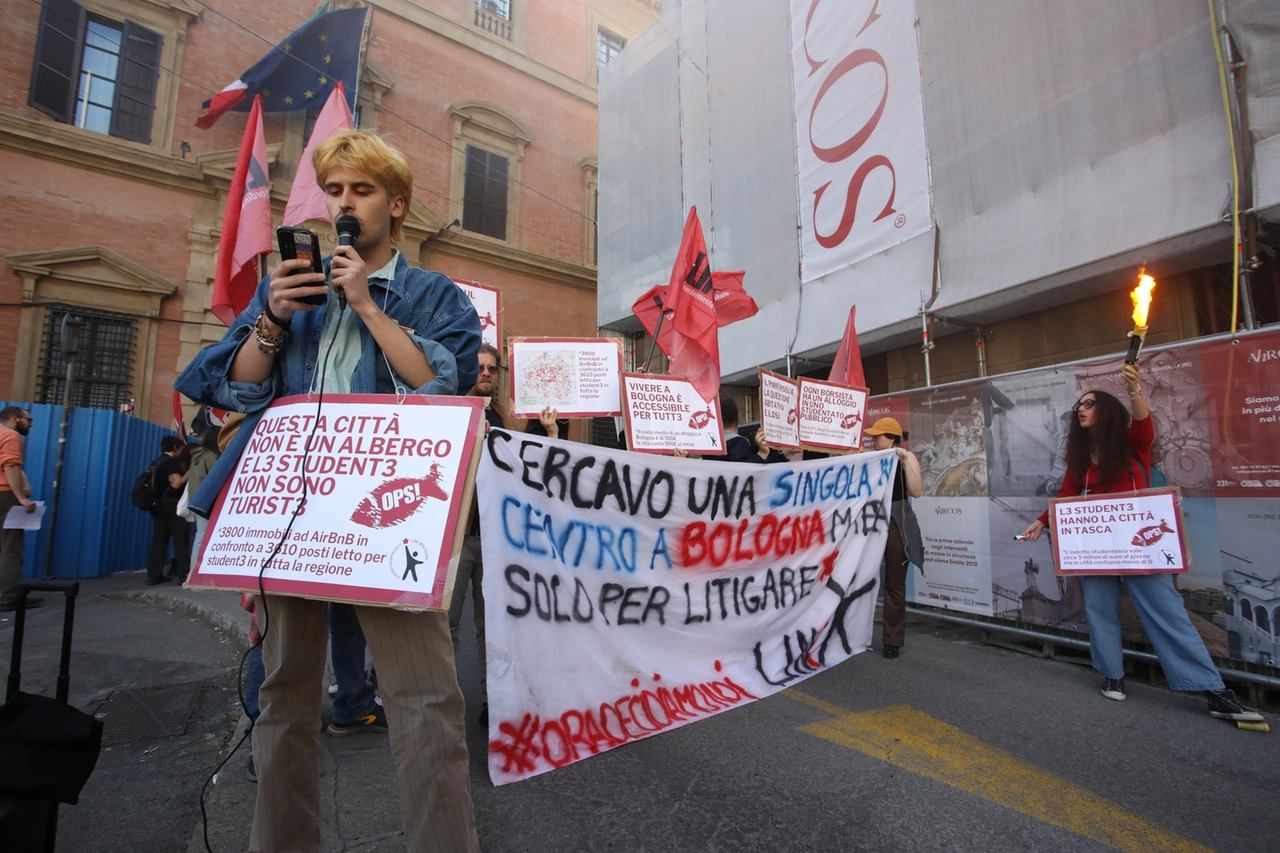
[249,596,479,853]
[0,490,24,601]
[881,520,909,648]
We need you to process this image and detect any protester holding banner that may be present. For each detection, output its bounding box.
[865,418,923,658]
[176,130,481,851]
[1021,365,1262,723]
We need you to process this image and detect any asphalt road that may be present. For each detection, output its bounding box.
[2,576,1276,852]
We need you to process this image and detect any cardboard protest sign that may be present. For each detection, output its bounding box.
[1049,488,1189,575]
[797,377,869,453]
[759,369,800,450]
[453,278,502,351]
[188,394,483,610]
[478,434,899,784]
[621,373,726,456]
[508,337,623,418]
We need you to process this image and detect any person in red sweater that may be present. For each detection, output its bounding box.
[1022,364,1262,722]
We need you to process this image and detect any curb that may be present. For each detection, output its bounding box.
[105,588,251,645]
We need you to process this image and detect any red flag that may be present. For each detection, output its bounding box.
[284,82,353,226]
[173,390,187,443]
[631,271,756,359]
[664,208,721,401]
[828,306,866,388]
[211,96,273,326]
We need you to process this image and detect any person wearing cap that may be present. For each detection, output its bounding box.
[865,418,923,658]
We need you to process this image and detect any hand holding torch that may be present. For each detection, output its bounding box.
[1125,270,1157,365]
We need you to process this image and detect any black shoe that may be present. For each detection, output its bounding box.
[327,704,389,735]
[246,749,257,783]
[478,704,489,727]
[1207,689,1264,723]
[145,575,173,586]
[882,645,900,659]
[0,596,43,612]
[1101,678,1126,702]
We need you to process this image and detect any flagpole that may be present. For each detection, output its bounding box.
[350,4,374,127]
[642,311,666,373]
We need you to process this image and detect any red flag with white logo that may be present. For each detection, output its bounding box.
[663,208,721,402]
[632,270,756,361]
[211,95,272,326]
[284,82,353,226]
[828,306,866,388]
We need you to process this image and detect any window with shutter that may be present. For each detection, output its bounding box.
[28,0,85,123]
[110,21,162,143]
[463,145,509,241]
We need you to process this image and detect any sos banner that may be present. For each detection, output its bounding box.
[188,395,483,610]
[759,369,800,450]
[789,0,932,282]
[479,433,898,784]
[621,373,726,455]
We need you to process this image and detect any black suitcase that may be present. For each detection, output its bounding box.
[0,580,103,852]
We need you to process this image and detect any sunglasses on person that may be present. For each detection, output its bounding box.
[1071,399,1097,414]
[478,364,500,375]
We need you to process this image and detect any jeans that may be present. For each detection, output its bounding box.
[190,515,208,568]
[1081,573,1224,691]
[244,645,265,735]
[329,602,377,722]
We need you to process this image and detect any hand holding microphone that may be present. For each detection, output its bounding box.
[332,215,362,310]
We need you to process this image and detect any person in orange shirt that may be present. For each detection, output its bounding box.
[0,406,40,612]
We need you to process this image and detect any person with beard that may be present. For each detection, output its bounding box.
[0,406,39,611]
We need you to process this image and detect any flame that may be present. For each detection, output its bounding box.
[1130,272,1156,328]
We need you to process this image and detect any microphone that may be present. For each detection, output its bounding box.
[334,216,361,308]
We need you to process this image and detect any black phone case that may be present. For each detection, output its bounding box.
[277,226,327,306]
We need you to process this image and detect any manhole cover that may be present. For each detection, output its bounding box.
[94,682,204,746]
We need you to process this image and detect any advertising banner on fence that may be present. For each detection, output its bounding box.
[621,373,725,455]
[759,369,800,450]
[189,394,483,610]
[911,497,993,615]
[508,337,623,419]
[478,433,898,784]
[1050,489,1188,575]
[454,279,502,351]
[797,378,868,453]
[789,0,932,282]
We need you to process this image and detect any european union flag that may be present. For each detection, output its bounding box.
[196,7,368,129]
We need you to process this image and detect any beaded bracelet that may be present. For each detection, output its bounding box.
[1128,389,1143,401]
[254,313,287,354]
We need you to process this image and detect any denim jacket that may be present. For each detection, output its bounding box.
[175,254,481,516]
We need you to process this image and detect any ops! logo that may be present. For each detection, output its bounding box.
[388,538,430,584]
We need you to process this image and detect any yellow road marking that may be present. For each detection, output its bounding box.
[783,689,1213,853]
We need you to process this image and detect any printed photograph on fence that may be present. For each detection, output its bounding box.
[988,497,1086,632]
[1200,330,1280,498]
[453,278,501,350]
[621,373,726,456]
[1076,349,1213,498]
[861,395,910,451]
[983,372,1077,497]
[1216,498,1280,666]
[1050,489,1188,575]
[189,394,483,610]
[508,337,623,419]
[797,377,869,453]
[478,433,900,784]
[908,387,988,496]
[910,497,993,616]
[758,369,799,450]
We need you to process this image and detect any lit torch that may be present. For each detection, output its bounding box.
[1125,269,1157,365]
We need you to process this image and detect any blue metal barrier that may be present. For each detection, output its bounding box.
[1,401,175,578]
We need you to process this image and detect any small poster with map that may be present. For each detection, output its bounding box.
[508,337,623,418]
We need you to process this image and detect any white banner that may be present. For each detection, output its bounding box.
[454,279,501,351]
[508,337,623,418]
[798,377,869,452]
[759,369,800,450]
[1050,489,1189,575]
[621,373,726,455]
[479,434,898,784]
[790,0,932,282]
[188,394,483,610]
[911,497,993,615]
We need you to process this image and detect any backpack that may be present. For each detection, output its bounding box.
[130,457,164,511]
[1125,446,1168,489]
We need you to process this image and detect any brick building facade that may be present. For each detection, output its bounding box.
[1,0,660,432]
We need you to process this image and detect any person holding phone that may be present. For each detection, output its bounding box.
[176,130,481,852]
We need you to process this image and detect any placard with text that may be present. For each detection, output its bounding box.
[453,278,502,351]
[508,337,623,418]
[1049,489,1189,575]
[187,394,483,610]
[759,369,800,450]
[621,373,726,456]
[797,377,869,453]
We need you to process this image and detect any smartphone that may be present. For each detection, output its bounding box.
[277,226,327,306]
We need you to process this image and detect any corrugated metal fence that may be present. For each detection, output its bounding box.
[2,401,175,578]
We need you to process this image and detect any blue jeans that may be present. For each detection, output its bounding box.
[244,646,265,735]
[329,603,377,722]
[1081,574,1224,691]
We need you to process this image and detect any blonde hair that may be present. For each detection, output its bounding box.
[312,130,413,242]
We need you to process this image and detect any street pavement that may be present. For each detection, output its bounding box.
[1,572,1276,852]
